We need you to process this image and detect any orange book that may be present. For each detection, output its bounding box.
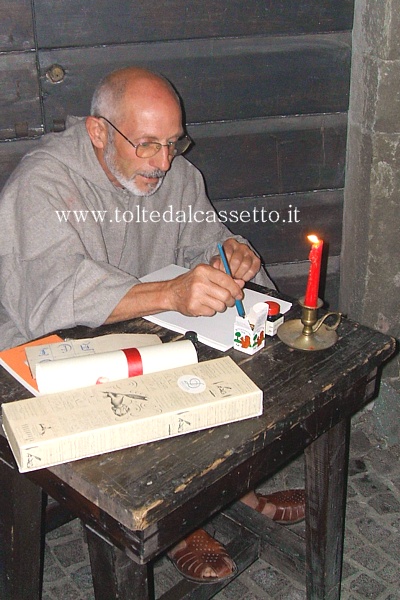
[0,335,63,396]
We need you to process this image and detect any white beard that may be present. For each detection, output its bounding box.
[103,141,165,196]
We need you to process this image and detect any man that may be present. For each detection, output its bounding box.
[0,66,304,582]
[0,67,272,348]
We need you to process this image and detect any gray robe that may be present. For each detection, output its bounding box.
[0,117,274,350]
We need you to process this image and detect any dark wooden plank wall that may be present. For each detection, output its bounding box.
[0,0,354,309]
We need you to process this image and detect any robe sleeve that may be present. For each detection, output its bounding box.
[173,162,276,289]
[0,161,138,343]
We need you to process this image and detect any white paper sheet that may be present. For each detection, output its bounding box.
[140,265,292,351]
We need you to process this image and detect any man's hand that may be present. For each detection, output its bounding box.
[165,263,244,317]
[210,238,261,281]
[105,252,253,324]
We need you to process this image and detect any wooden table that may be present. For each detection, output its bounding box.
[0,298,395,600]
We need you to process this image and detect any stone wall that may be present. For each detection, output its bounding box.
[340,0,400,444]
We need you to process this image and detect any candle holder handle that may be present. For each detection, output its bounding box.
[312,311,342,334]
[277,298,342,351]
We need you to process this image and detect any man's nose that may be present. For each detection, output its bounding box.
[150,145,173,171]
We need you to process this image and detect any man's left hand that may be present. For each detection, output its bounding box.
[210,239,261,282]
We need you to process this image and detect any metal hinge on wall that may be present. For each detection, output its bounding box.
[52,119,66,132]
[14,121,29,138]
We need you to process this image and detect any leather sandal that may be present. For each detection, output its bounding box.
[255,489,305,524]
[168,528,237,583]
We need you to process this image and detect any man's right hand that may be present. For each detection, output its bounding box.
[165,263,245,317]
[105,263,245,324]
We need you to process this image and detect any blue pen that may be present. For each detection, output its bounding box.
[217,243,246,318]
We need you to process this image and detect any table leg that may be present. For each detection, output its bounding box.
[85,525,154,600]
[304,417,350,600]
[0,458,45,600]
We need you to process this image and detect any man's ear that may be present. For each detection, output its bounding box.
[86,116,107,149]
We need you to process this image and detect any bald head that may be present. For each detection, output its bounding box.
[86,66,184,196]
[90,66,181,125]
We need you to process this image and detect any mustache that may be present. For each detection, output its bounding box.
[136,169,166,179]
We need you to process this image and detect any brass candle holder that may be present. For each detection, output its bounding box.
[277,297,342,351]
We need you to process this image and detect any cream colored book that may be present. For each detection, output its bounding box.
[2,357,263,473]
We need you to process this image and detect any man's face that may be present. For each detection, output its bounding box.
[102,91,183,197]
[103,135,166,196]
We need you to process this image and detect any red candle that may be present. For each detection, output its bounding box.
[304,235,323,308]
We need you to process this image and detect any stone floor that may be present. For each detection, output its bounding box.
[42,415,400,600]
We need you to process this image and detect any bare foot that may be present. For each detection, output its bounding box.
[240,489,306,524]
[240,490,276,518]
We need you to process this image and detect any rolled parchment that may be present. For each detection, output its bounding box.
[36,339,197,394]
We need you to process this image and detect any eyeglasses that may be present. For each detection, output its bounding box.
[97,116,192,158]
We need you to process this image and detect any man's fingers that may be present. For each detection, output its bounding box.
[221,240,261,281]
[168,264,243,316]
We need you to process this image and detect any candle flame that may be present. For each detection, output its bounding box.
[307,234,320,244]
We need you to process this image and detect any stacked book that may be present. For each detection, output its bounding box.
[1,334,263,472]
